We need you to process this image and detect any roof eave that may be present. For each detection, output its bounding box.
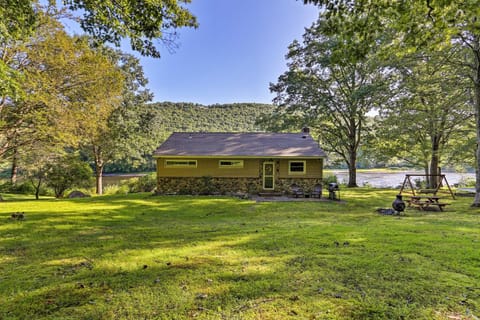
[152,154,326,159]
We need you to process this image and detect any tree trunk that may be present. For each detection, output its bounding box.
[96,163,103,195]
[424,165,429,189]
[473,79,480,206]
[429,137,440,189]
[35,179,41,200]
[10,148,18,184]
[472,37,480,206]
[55,187,63,198]
[93,146,104,195]
[347,151,358,187]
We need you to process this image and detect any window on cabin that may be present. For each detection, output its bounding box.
[289,161,306,174]
[219,160,244,168]
[165,160,197,168]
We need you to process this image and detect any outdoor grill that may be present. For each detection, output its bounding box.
[328,182,340,200]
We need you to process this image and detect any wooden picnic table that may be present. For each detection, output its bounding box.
[407,195,450,211]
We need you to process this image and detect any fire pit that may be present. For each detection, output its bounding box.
[392,194,406,213]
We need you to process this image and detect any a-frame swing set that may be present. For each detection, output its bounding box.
[399,174,455,200]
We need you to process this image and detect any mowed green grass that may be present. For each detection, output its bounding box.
[0,190,479,319]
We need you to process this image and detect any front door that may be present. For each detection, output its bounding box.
[263,162,275,190]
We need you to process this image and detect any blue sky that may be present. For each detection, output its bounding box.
[137,0,319,105]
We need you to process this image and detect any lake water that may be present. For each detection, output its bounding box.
[329,170,475,188]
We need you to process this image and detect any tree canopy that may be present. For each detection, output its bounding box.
[2,0,197,57]
[300,0,480,204]
[0,0,197,107]
[370,48,474,187]
[265,18,391,187]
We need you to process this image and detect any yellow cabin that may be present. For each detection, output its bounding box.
[153,128,326,195]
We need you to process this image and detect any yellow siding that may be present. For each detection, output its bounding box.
[278,159,323,179]
[157,158,260,177]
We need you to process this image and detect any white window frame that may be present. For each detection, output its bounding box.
[165,159,197,168]
[288,160,306,175]
[219,160,244,168]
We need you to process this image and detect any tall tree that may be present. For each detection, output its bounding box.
[371,49,475,188]
[0,14,68,166]
[1,12,123,190]
[267,18,390,187]
[300,0,480,205]
[69,43,124,195]
[79,48,154,194]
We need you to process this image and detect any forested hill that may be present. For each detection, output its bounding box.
[150,102,275,140]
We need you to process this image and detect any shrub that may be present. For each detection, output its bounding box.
[45,155,94,198]
[126,173,157,193]
[0,181,52,196]
[414,178,426,189]
[103,184,129,195]
[323,174,338,186]
[457,176,475,187]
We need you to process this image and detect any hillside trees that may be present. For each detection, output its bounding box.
[267,19,391,187]
[300,1,480,205]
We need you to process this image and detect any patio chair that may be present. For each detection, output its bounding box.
[290,183,304,198]
[310,184,322,198]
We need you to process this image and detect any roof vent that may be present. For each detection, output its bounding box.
[302,127,310,134]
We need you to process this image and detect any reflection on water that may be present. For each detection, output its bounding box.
[329,170,475,188]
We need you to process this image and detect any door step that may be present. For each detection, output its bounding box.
[258,192,283,197]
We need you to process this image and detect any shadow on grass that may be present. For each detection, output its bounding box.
[0,191,479,319]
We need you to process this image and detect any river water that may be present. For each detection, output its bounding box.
[329,170,475,188]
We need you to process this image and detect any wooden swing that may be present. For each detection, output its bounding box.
[399,174,455,200]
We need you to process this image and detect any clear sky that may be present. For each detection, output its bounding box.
[138,0,320,105]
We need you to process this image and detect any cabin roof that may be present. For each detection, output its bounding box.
[153,132,327,158]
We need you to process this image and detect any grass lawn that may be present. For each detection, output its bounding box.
[0,189,479,319]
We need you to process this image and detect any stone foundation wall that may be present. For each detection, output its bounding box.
[157,176,323,196]
[157,176,261,195]
[275,178,323,195]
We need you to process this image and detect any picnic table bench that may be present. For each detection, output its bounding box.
[418,189,438,194]
[406,196,450,211]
